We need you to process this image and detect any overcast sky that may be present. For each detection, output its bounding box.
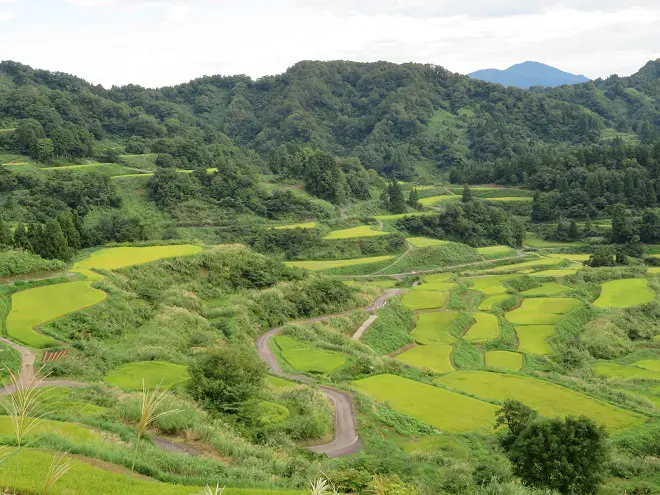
[1,0,658,88]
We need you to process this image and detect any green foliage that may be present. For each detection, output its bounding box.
[380,242,481,274]
[0,249,64,277]
[187,345,267,413]
[452,341,483,370]
[361,300,415,355]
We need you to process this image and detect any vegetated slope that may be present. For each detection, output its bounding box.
[468,61,590,89]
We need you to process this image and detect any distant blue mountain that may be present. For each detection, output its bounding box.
[468,61,590,89]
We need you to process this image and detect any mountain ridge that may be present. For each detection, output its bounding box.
[468,61,590,88]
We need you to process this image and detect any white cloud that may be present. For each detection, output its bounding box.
[2,1,658,87]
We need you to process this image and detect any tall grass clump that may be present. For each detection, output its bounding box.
[362,301,414,355]
[41,451,72,495]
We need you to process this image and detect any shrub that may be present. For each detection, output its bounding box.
[362,300,414,355]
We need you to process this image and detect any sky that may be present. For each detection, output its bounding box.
[1,0,658,88]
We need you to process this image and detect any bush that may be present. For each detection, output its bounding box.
[362,300,414,355]
[0,249,65,277]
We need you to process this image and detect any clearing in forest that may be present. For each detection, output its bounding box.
[515,325,555,354]
[485,351,523,371]
[594,278,655,308]
[402,290,449,310]
[284,255,394,271]
[353,374,498,432]
[396,344,454,373]
[435,371,645,431]
[463,313,500,344]
[104,361,190,391]
[272,336,345,373]
[323,225,388,239]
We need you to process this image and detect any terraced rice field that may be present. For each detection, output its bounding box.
[465,275,516,295]
[635,360,660,371]
[366,279,398,289]
[524,233,582,248]
[353,374,499,432]
[411,312,460,344]
[419,195,458,206]
[402,290,449,310]
[484,197,533,203]
[273,336,345,373]
[274,222,316,230]
[516,325,555,354]
[323,226,388,239]
[266,375,301,391]
[482,258,563,273]
[506,298,581,325]
[396,344,454,373]
[413,281,456,292]
[592,361,660,381]
[407,237,449,248]
[594,278,656,308]
[373,212,439,221]
[284,255,394,271]
[7,281,107,347]
[476,245,517,259]
[0,416,102,443]
[104,361,190,390]
[521,283,571,296]
[485,351,523,371]
[463,313,499,344]
[478,294,511,311]
[546,253,591,262]
[436,371,645,431]
[530,268,580,277]
[423,273,454,283]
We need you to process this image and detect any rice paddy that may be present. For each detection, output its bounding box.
[423,273,454,283]
[635,360,660,372]
[413,281,456,292]
[274,222,316,230]
[407,237,449,248]
[476,245,517,259]
[0,416,102,443]
[266,375,301,391]
[520,282,571,296]
[524,233,582,248]
[284,255,394,271]
[402,290,449,310]
[515,325,555,354]
[273,336,345,373]
[465,275,516,295]
[485,351,523,371]
[530,268,580,277]
[7,281,107,348]
[506,297,581,325]
[353,374,499,432]
[396,344,454,373]
[419,195,458,206]
[463,313,499,344]
[546,253,591,262]
[478,294,510,311]
[594,278,656,308]
[592,361,660,381]
[104,361,190,391]
[373,212,439,221]
[411,312,460,344]
[482,258,563,273]
[484,197,533,203]
[74,244,203,273]
[436,371,645,431]
[323,225,388,239]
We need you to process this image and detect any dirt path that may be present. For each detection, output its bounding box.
[255,289,401,457]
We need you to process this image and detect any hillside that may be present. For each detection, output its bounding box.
[468,61,590,88]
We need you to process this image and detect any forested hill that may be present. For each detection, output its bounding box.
[0,59,658,180]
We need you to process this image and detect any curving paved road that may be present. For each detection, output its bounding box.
[256,289,400,457]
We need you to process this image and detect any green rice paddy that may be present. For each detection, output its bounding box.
[396,344,454,373]
[7,281,107,348]
[476,245,517,259]
[592,361,660,381]
[485,351,523,371]
[635,360,660,372]
[413,281,456,292]
[515,325,555,354]
[463,313,499,344]
[411,312,460,344]
[373,212,439,221]
[465,275,516,295]
[266,375,301,391]
[0,416,102,443]
[484,197,533,203]
[284,255,394,271]
[478,294,510,311]
[521,283,571,296]
[524,233,582,248]
[419,195,458,206]
[436,371,645,431]
[353,374,499,432]
[74,244,203,274]
[323,226,388,239]
[594,278,656,308]
[104,361,190,391]
[402,290,449,310]
[506,298,581,325]
[482,258,563,273]
[530,268,580,277]
[546,253,591,262]
[406,237,449,248]
[273,336,345,373]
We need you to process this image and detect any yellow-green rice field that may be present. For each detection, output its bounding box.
[463,313,499,344]
[407,237,450,248]
[476,246,517,259]
[274,222,317,230]
[353,374,499,432]
[104,361,190,391]
[593,278,656,308]
[396,344,454,373]
[436,371,645,431]
[515,325,555,354]
[402,290,449,310]
[478,294,511,311]
[521,282,572,296]
[419,195,458,206]
[485,351,523,371]
[284,255,394,271]
[323,226,388,239]
[273,336,345,373]
[592,361,660,381]
[506,298,581,326]
[411,312,460,344]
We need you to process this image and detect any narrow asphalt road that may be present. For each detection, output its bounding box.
[255,289,401,457]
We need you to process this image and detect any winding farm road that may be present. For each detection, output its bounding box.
[255,289,401,457]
